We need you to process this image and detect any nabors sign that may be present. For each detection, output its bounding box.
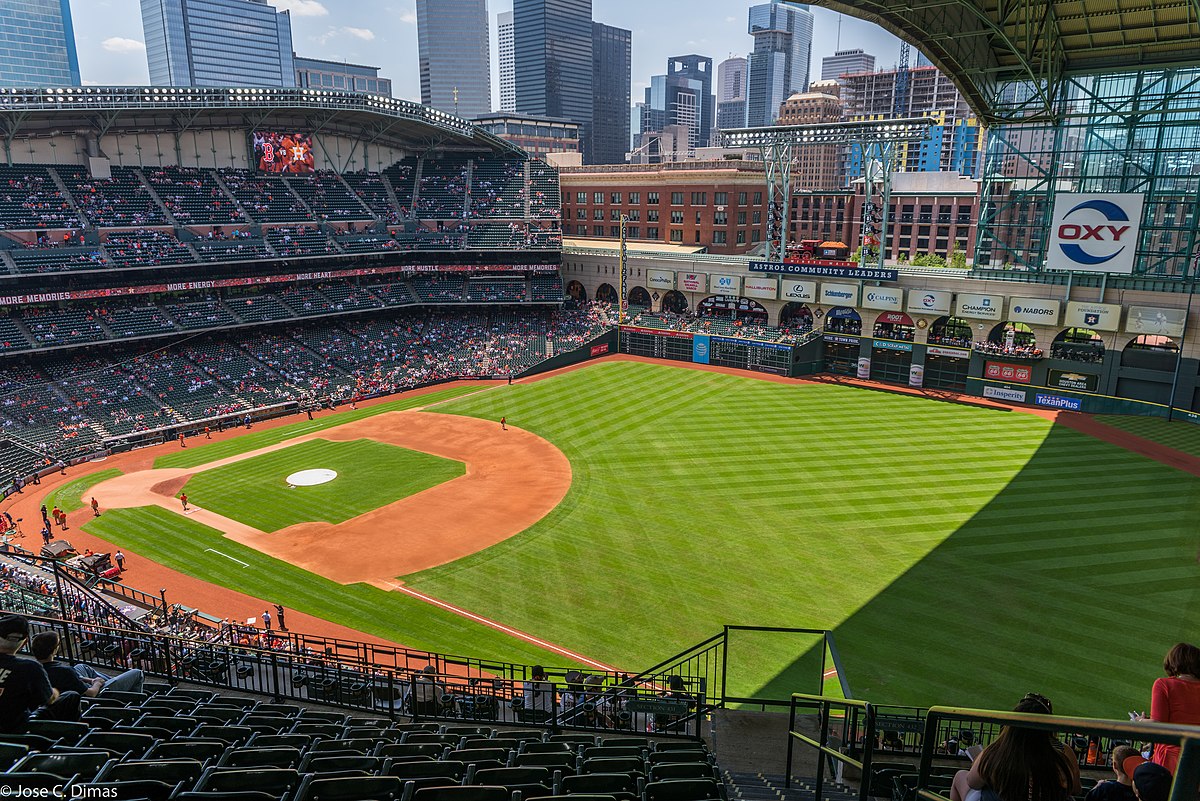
[1047,192,1144,274]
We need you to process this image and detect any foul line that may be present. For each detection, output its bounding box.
[203,548,249,568]
[387,583,620,672]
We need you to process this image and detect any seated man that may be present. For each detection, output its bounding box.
[410,664,445,717]
[30,631,144,696]
[521,665,556,723]
[0,615,79,732]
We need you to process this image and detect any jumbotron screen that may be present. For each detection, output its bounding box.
[252,131,315,174]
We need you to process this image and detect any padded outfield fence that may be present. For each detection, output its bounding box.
[785,693,1200,801]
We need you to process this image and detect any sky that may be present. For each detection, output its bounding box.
[71,0,903,109]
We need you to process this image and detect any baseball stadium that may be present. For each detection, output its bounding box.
[0,1,1198,800]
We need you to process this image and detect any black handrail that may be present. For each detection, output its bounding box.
[917,706,1200,801]
[786,692,877,800]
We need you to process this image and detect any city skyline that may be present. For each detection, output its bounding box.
[69,0,903,114]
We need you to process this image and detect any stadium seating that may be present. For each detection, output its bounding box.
[58,166,166,228]
[342,171,402,222]
[382,158,419,214]
[470,157,526,218]
[21,307,108,347]
[225,292,296,324]
[0,164,82,230]
[416,156,470,219]
[367,281,418,307]
[104,230,193,267]
[528,159,562,220]
[143,166,246,225]
[97,302,180,339]
[0,316,32,352]
[40,355,176,436]
[162,298,238,331]
[287,172,373,222]
[218,170,311,223]
[264,226,338,258]
[465,277,527,303]
[9,244,106,274]
[531,275,565,302]
[193,235,271,262]
[317,282,384,313]
[411,274,466,303]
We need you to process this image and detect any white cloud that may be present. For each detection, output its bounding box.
[102,37,145,53]
[342,27,375,41]
[398,10,417,25]
[275,0,329,17]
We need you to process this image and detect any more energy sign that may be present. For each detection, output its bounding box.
[1047,193,1144,274]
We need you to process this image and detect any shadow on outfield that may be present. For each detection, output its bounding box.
[742,423,1200,715]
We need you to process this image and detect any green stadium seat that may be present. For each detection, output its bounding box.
[248,733,315,750]
[549,735,597,747]
[192,707,244,724]
[140,698,195,714]
[413,786,509,801]
[394,723,442,733]
[472,766,553,796]
[194,766,303,796]
[652,741,706,752]
[385,759,467,780]
[25,719,88,745]
[216,746,303,769]
[238,715,292,733]
[86,779,176,801]
[299,753,384,774]
[253,703,305,717]
[0,742,28,770]
[584,746,646,760]
[647,750,708,765]
[300,710,348,724]
[642,779,724,801]
[582,757,643,777]
[311,737,378,754]
[375,743,443,760]
[604,738,653,749]
[169,688,217,702]
[10,750,110,780]
[294,774,403,801]
[514,752,576,772]
[96,757,205,786]
[443,726,493,738]
[144,738,228,762]
[448,747,511,765]
[649,763,719,782]
[404,733,461,746]
[191,724,253,744]
[136,714,200,734]
[562,772,640,801]
[82,706,142,728]
[521,742,573,755]
[290,722,346,739]
[76,730,156,757]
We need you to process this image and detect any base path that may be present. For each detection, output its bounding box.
[88,411,572,585]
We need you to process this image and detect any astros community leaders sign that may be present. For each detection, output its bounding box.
[749,261,898,281]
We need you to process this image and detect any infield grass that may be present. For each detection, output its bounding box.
[45,468,122,513]
[154,384,485,470]
[81,505,579,668]
[182,439,463,532]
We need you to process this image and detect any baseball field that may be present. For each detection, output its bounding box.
[63,359,1200,717]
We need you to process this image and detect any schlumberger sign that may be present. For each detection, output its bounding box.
[1047,193,1144,274]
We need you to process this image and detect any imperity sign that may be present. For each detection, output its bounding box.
[1047,193,1144,275]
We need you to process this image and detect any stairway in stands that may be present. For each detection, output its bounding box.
[724,771,861,801]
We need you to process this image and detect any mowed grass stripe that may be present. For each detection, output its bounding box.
[154,384,486,470]
[411,360,1200,714]
[1094,415,1200,457]
[183,439,463,532]
[82,506,577,668]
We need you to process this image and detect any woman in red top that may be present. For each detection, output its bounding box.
[1149,642,1200,773]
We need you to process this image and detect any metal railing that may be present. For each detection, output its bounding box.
[785,693,1200,801]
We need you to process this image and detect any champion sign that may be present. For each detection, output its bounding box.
[1047,192,1144,274]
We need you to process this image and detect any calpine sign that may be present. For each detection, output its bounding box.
[1047,193,1144,274]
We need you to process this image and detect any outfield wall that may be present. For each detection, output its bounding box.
[568,247,1200,419]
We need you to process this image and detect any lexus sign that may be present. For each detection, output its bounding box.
[1047,193,1144,275]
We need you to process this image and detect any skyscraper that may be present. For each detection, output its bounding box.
[714,56,748,141]
[140,0,295,88]
[416,0,491,119]
[0,0,80,88]
[513,0,593,160]
[497,11,515,113]
[745,0,814,127]
[591,22,631,165]
[639,55,714,159]
[821,48,875,83]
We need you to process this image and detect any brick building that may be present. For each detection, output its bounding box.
[776,90,845,191]
[791,171,982,262]
[559,161,769,255]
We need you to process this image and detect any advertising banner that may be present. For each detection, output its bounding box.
[907,290,953,316]
[1047,369,1099,393]
[872,340,913,352]
[876,312,914,326]
[984,386,1028,403]
[647,269,675,290]
[985,362,1032,384]
[927,346,970,360]
[1008,297,1062,326]
[1047,192,1144,274]
[590,343,610,357]
[1036,393,1083,411]
[780,279,817,302]
[622,325,692,339]
[908,364,925,388]
[692,334,711,364]
[743,276,778,300]
[956,293,1004,321]
[1064,301,1121,332]
[824,334,860,345]
[677,272,707,293]
[856,357,871,379]
[749,262,897,281]
[1126,305,1186,338]
[710,274,742,295]
[862,287,904,311]
[820,283,860,306]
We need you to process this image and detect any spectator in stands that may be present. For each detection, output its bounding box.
[1142,642,1200,773]
[949,693,1081,801]
[1084,746,1142,801]
[30,630,145,695]
[653,674,696,733]
[1129,761,1173,801]
[411,664,444,717]
[0,615,79,732]
[522,665,555,722]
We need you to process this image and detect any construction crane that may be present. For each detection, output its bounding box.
[893,41,910,118]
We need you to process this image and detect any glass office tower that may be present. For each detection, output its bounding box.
[0,0,81,88]
[416,0,492,119]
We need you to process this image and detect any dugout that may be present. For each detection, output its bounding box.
[823,307,862,375]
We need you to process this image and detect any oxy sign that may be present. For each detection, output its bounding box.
[907,290,953,316]
[1047,193,1144,274]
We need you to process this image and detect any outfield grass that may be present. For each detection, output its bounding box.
[182,439,463,532]
[154,384,485,470]
[44,468,122,513]
[394,360,1200,716]
[82,505,578,668]
[1094,415,1200,458]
